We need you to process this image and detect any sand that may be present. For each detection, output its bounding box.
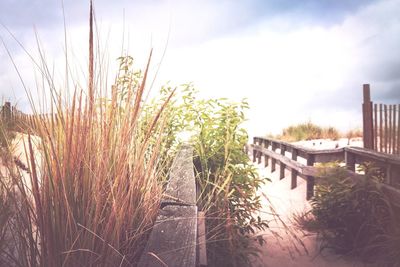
[251,138,371,267]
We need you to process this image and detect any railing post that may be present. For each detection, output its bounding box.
[306,154,315,200]
[252,137,257,162]
[2,102,11,126]
[363,84,374,149]
[345,149,356,172]
[257,140,262,164]
[264,140,270,167]
[271,142,277,172]
[279,144,286,180]
[291,149,298,189]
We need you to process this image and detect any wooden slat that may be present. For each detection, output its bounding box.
[138,206,197,267]
[197,211,207,267]
[139,145,197,267]
[362,84,374,149]
[253,145,319,177]
[385,104,388,153]
[346,147,400,165]
[271,142,277,173]
[393,105,397,154]
[291,149,298,189]
[164,145,196,205]
[345,150,356,172]
[374,103,378,151]
[389,105,393,153]
[279,144,286,180]
[263,139,269,167]
[380,103,383,152]
[398,104,400,154]
[306,154,315,200]
[253,136,345,163]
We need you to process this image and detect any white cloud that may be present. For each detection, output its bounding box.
[1,0,399,137]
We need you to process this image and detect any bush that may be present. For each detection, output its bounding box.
[161,85,268,267]
[302,164,400,266]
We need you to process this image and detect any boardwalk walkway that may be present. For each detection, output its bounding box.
[251,147,370,267]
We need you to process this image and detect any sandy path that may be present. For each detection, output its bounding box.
[250,139,369,267]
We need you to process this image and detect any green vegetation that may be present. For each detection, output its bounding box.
[0,51,176,266]
[159,85,267,267]
[0,60,267,267]
[273,121,340,141]
[296,163,400,266]
[0,6,267,266]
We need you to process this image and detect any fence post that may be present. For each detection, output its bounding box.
[271,142,277,172]
[345,149,356,172]
[279,144,286,180]
[252,137,257,162]
[306,155,315,200]
[363,84,374,149]
[264,140,270,167]
[1,102,11,125]
[291,149,298,189]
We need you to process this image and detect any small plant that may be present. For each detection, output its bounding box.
[299,163,400,266]
[160,85,268,267]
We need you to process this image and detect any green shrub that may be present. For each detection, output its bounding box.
[160,85,268,267]
[303,163,400,266]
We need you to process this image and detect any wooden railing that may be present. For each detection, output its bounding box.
[138,145,202,267]
[251,137,400,204]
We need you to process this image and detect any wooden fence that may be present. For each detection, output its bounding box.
[251,137,400,204]
[0,102,48,134]
[363,84,400,154]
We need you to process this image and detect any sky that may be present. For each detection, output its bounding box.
[0,0,399,136]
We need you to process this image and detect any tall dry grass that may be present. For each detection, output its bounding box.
[0,4,174,266]
[274,122,340,142]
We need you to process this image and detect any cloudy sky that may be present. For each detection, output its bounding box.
[1,0,399,136]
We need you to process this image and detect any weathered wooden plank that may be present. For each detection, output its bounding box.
[385,104,388,153]
[271,142,277,173]
[264,139,269,167]
[345,150,356,172]
[291,149,298,189]
[394,109,397,154]
[306,176,315,200]
[306,154,315,199]
[363,84,374,149]
[380,103,383,152]
[138,205,197,267]
[197,211,207,267]
[389,105,393,153]
[253,145,319,177]
[374,103,377,150]
[253,136,345,162]
[398,104,400,154]
[164,145,196,205]
[345,147,400,165]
